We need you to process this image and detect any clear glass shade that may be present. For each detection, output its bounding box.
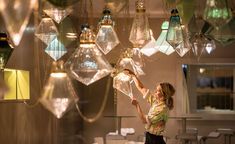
[0,0,37,46]
[156,21,175,55]
[203,0,232,29]
[166,9,184,48]
[40,62,78,119]
[191,33,209,61]
[65,44,113,86]
[45,38,67,61]
[96,25,120,54]
[113,71,133,99]
[35,17,58,45]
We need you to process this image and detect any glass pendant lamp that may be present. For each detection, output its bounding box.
[45,38,67,61]
[203,0,232,29]
[0,33,14,70]
[129,0,151,47]
[96,8,120,55]
[166,9,184,48]
[191,33,208,61]
[40,61,79,119]
[113,70,133,99]
[140,29,159,57]
[156,21,175,55]
[65,24,113,86]
[35,17,58,45]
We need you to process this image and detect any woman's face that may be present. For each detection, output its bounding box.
[154,85,163,99]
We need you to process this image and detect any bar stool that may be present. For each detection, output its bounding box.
[200,131,221,144]
[216,128,234,144]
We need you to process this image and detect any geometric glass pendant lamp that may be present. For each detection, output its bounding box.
[40,61,78,119]
[156,21,175,55]
[0,0,37,46]
[113,70,133,99]
[166,9,184,48]
[96,8,120,55]
[129,0,151,48]
[43,1,73,24]
[65,24,113,86]
[35,17,58,45]
[45,38,67,61]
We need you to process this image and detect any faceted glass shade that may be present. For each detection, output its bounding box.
[203,0,232,29]
[206,18,235,46]
[40,62,78,119]
[0,33,14,70]
[191,33,208,61]
[129,3,151,47]
[118,58,145,76]
[45,38,67,61]
[132,48,144,68]
[35,18,58,45]
[113,71,133,99]
[65,44,113,86]
[43,1,73,24]
[96,25,120,54]
[0,0,37,46]
[166,9,184,48]
[156,21,175,55]
[141,30,159,57]
[205,39,216,54]
[47,0,79,7]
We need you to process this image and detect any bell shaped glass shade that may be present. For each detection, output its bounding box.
[205,39,216,54]
[40,61,79,119]
[45,38,67,61]
[129,0,151,47]
[191,33,208,61]
[0,0,37,46]
[206,18,235,46]
[166,9,184,48]
[140,29,159,57]
[65,25,113,86]
[35,17,58,45]
[113,71,133,99]
[175,25,192,57]
[0,33,14,70]
[203,0,232,29]
[43,1,73,24]
[156,21,175,55]
[96,9,120,54]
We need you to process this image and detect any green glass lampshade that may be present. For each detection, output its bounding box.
[203,0,232,29]
[0,33,14,70]
[47,0,79,8]
[166,9,184,48]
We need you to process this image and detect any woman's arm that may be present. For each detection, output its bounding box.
[132,99,147,124]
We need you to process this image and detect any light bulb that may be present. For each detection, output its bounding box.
[203,0,232,29]
[96,9,120,54]
[166,9,184,48]
[156,21,175,55]
[113,70,133,99]
[65,24,113,86]
[40,61,79,119]
[129,0,151,47]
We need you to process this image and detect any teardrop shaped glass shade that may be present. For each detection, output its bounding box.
[35,18,58,45]
[43,1,73,24]
[203,0,232,29]
[0,0,37,46]
[96,25,120,54]
[113,71,133,99]
[175,25,192,57]
[129,1,151,47]
[141,30,159,57]
[65,44,113,86]
[45,38,67,61]
[40,61,78,119]
[206,18,235,46]
[166,9,184,48]
[156,21,175,55]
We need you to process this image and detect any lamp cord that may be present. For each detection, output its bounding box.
[73,76,112,123]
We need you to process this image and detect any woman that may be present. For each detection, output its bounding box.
[125,69,175,144]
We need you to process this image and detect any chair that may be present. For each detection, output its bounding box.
[216,128,234,144]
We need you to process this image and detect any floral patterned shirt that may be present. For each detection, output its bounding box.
[144,90,169,135]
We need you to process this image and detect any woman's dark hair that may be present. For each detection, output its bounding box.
[159,82,175,110]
